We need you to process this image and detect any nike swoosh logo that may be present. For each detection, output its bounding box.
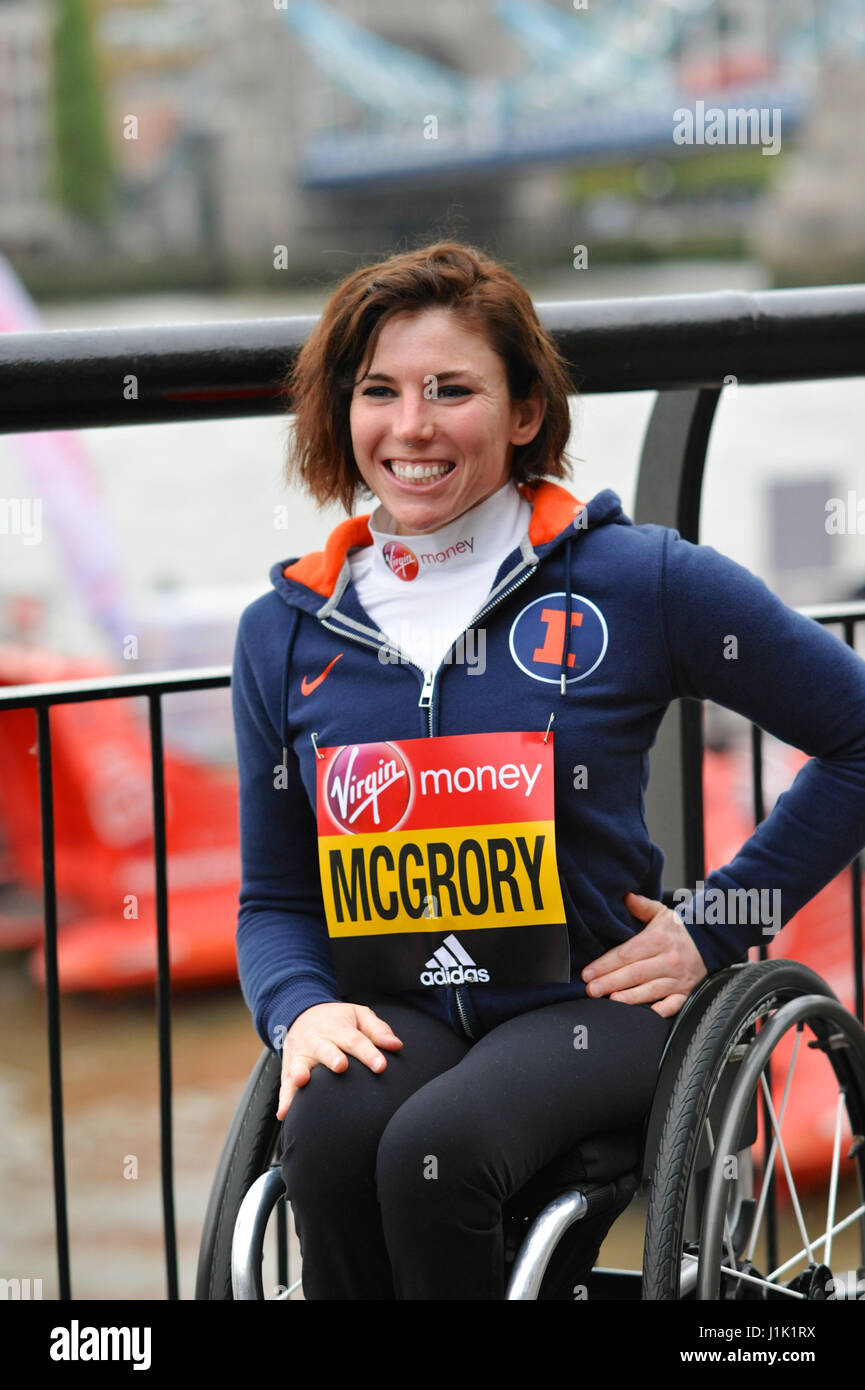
[301,653,343,695]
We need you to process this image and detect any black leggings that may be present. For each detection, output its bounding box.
[279,993,674,1300]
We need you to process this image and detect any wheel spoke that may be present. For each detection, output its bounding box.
[759,1070,814,1263]
[274,1275,302,1299]
[704,1116,737,1270]
[767,1203,865,1282]
[718,1263,806,1299]
[680,1251,806,1299]
[824,1090,846,1268]
[745,1024,802,1262]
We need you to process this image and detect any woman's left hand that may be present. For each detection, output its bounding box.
[580,892,708,1018]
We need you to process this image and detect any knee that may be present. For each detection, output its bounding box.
[374,1090,496,1218]
[374,1104,437,1205]
[279,1060,379,1201]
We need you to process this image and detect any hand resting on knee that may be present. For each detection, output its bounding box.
[277,1002,404,1119]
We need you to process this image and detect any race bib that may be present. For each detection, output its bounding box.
[315,730,570,993]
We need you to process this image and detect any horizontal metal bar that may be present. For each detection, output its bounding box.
[1,600,860,714]
[1,285,864,433]
[0,665,230,709]
[797,600,865,624]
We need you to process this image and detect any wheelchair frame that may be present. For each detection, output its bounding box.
[195,959,865,1301]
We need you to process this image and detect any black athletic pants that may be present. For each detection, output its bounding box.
[279,992,674,1300]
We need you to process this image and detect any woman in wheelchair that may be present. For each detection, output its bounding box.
[227,240,865,1300]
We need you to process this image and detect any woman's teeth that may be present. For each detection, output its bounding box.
[387,461,454,481]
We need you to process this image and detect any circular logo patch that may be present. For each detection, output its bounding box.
[325,741,411,834]
[508,592,608,685]
[382,541,419,582]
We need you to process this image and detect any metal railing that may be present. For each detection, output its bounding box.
[0,667,229,1301]
[1,284,864,1298]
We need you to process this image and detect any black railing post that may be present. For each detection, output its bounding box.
[148,692,179,1301]
[750,722,778,1277]
[35,704,72,1300]
[634,386,722,893]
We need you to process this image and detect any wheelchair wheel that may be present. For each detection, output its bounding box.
[195,1047,287,1300]
[643,959,865,1301]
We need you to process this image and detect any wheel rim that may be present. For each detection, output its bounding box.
[684,994,865,1301]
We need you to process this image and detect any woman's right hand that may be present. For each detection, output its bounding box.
[277,1001,403,1120]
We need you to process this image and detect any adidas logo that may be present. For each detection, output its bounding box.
[419,933,490,987]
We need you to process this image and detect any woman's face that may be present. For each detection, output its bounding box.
[349,306,544,536]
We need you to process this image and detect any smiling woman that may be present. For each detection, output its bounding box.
[230,238,865,1300]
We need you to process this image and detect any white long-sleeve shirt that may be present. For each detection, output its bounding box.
[348,480,532,673]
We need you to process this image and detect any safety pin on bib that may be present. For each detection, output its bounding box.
[310,731,324,761]
[544,711,555,744]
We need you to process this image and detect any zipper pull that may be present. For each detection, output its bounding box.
[418,670,434,708]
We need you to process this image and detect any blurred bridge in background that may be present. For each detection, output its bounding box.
[276,0,864,186]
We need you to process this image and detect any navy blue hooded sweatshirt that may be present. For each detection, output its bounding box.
[231,481,865,1052]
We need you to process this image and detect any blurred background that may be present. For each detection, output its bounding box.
[1,0,864,1299]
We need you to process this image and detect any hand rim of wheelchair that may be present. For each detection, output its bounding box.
[196,958,865,1300]
[641,959,865,1301]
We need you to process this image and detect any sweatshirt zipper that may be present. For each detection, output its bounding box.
[417,562,540,1039]
[321,560,539,1042]
[453,988,475,1041]
[417,563,538,730]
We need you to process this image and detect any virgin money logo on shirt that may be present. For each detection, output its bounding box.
[382,536,475,580]
[382,541,419,582]
[417,536,475,565]
[509,592,608,685]
[325,742,411,833]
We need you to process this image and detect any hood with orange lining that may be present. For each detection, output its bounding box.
[271,481,628,701]
[277,480,620,598]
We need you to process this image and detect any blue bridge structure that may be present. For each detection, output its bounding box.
[274,0,865,187]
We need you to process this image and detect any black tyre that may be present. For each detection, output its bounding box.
[195,1047,284,1300]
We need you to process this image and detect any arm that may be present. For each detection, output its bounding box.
[233,603,405,1107]
[232,605,342,1050]
[580,530,865,1012]
[658,529,865,970]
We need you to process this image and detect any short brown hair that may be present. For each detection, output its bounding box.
[281,240,576,513]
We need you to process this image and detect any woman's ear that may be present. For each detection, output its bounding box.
[510,379,546,446]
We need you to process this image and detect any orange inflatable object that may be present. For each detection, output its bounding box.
[0,642,240,988]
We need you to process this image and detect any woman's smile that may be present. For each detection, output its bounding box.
[383,459,456,486]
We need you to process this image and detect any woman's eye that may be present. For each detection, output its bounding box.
[358,385,471,399]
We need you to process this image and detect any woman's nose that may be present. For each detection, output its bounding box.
[393,391,435,443]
